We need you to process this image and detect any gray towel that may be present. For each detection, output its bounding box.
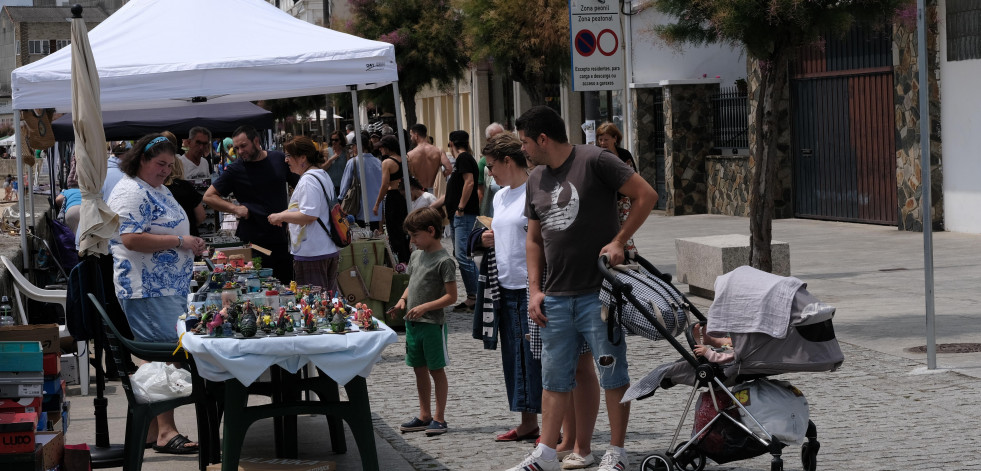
[707,266,804,339]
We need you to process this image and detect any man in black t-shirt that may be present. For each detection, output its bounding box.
[203,125,299,283]
[443,130,480,310]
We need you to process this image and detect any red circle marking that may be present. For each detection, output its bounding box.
[597,29,618,56]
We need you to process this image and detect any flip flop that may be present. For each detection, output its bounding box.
[144,441,154,449]
[152,433,199,455]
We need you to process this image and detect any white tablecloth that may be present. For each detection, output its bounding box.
[177,322,398,387]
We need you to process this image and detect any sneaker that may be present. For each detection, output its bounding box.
[506,447,561,471]
[597,448,628,471]
[399,417,432,433]
[424,420,448,436]
[561,452,595,469]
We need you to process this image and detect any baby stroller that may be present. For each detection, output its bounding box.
[599,259,843,471]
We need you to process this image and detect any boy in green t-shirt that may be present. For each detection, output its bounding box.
[387,207,457,436]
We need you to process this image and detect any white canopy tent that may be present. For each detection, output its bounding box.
[10,0,413,262]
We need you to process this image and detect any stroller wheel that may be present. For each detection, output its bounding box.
[669,445,705,471]
[641,453,673,471]
[801,440,820,471]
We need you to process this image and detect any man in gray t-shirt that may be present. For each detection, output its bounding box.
[506,106,658,471]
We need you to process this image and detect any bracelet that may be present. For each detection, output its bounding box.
[400,297,407,302]
[176,235,184,249]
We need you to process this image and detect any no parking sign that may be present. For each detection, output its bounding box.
[569,0,625,91]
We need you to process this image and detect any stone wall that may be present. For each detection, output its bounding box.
[662,81,718,215]
[746,60,794,219]
[894,2,944,231]
[707,154,750,216]
[632,87,659,193]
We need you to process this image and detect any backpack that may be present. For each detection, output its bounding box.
[308,171,352,248]
[65,258,103,341]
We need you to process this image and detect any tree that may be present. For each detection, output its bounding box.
[649,0,908,272]
[460,0,570,105]
[347,0,471,127]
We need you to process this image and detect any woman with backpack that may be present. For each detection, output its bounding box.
[268,136,340,292]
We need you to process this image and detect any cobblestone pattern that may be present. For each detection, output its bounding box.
[706,155,750,217]
[366,312,981,470]
[893,2,944,232]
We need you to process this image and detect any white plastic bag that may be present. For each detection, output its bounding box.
[131,362,193,404]
[732,379,809,445]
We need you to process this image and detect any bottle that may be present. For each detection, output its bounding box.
[0,295,14,327]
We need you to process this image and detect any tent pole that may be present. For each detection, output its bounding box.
[14,114,29,266]
[391,82,412,214]
[350,86,371,224]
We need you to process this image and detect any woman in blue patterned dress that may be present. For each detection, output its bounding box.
[107,133,207,454]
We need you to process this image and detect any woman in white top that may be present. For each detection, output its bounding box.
[268,136,339,292]
[107,133,207,454]
[476,133,544,442]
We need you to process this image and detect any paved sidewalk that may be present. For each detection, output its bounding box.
[63,213,981,470]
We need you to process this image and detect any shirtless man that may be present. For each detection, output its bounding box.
[406,123,451,191]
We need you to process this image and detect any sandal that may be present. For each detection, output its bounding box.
[152,433,199,455]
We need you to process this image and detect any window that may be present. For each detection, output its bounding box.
[55,40,70,51]
[948,0,981,61]
[28,40,49,55]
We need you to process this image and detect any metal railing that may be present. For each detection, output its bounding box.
[711,86,749,150]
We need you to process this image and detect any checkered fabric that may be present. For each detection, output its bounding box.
[600,264,690,342]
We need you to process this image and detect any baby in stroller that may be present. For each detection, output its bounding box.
[608,265,844,471]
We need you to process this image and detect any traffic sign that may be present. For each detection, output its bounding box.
[569,0,624,91]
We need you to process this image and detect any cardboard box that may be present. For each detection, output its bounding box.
[368,265,394,301]
[35,431,63,470]
[0,341,43,372]
[41,353,60,376]
[0,371,44,398]
[0,325,60,355]
[206,457,336,471]
[59,355,79,385]
[0,445,42,471]
[0,397,42,414]
[0,412,37,454]
[214,247,254,263]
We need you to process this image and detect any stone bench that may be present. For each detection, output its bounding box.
[675,234,790,299]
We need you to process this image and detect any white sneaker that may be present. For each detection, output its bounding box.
[506,447,561,471]
[561,452,595,469]
[597,448,629,471]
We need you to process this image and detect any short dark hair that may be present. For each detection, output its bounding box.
[119,133,177,177]
[410,123,428,137]
[482,133,527,168]
[284,136,325,166]
[403,207,443,237]
[515,105,568,144]
[188,126,212,141]
[378,135,400,154]
[233,125,260,143]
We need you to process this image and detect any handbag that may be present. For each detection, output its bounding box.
[340,161,361,215]
[599,263,690,345]
[308,171,352,248]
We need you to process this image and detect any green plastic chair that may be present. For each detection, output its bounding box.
[87,293,217,471]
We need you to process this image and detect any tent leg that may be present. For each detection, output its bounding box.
[391,82,412,214]
[349,87,371,225]
[14,114,29,267]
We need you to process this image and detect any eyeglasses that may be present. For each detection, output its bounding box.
[194,140,209,146]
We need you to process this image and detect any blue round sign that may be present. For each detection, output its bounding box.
[575,29,596,57]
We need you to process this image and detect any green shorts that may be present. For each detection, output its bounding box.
[405,321,449,370]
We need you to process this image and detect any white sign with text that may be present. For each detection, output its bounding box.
[569,0,625,91]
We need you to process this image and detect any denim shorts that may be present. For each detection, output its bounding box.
[119,294,186,343]
[539,291,629,392]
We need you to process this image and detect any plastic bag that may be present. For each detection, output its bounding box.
[131,362,193,404]
[732,379,809,445]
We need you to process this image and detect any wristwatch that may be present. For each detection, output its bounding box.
[456,207,464,213]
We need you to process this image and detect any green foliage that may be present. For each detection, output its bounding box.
[651,0,909,60]
[460,0,570,104]
[348,0,471,125]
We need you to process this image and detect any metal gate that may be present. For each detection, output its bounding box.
[790,26,897,225]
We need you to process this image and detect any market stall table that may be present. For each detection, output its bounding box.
[177,322,397,471]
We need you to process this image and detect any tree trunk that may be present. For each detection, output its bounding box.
[748,49,789,273]
[401,87,418,129]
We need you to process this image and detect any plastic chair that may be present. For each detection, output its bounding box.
[87,293,217,471]
[2,254,89,395]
